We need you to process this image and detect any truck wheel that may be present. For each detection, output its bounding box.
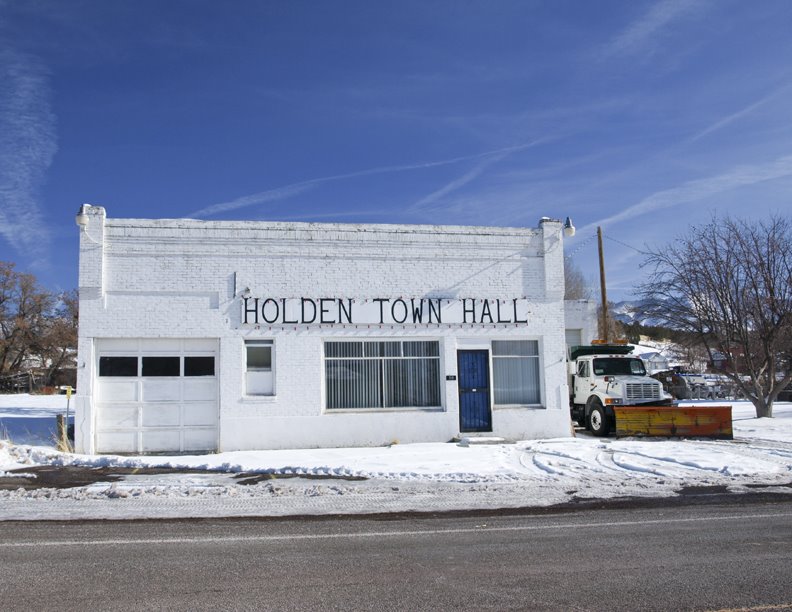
[587,399,611,437]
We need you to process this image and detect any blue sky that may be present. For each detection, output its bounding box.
[1,0,791,301]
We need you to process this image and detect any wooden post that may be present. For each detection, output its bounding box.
[597,226,609,342]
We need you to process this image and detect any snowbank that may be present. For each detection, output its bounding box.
[1,394,790,520]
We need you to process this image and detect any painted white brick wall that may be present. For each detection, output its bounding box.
[75,206,574,452]
[564,299,598,346]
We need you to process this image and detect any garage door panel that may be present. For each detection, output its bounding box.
[139,338,181,351]
[97,339,140,352]
[97,432,138,454]
[96,338,218,454]
[182,339,217,351]
[183,429,216,451]
[98,380,138,402]
[142,380,182,402]
[97,405,139,429]
[183,403,217,426]
[142,430,182,453]
[183,379,216,401]
[141,404,181,427]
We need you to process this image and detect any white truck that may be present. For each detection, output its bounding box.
[569,344,673,436]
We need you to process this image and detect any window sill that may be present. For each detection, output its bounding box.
[325,407,445,414]
[493,404,545,410]
[242,395,277,403]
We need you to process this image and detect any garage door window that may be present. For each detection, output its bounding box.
[99,356,215,377]
[99,356,138,377]
[185,356,215,376]
[246,340,274,396]
[142,356,180,377]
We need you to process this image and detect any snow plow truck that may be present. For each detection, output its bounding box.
[569,343,673,436]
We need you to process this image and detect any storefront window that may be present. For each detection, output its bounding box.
[492,340,541,405]
[325,340,441,409]
[246,340,274,395]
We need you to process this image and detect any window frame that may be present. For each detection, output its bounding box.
[491,339,543,407]
[324,339,442,411]
[245,339,275,397]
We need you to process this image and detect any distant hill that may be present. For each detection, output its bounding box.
[611,300,661,326]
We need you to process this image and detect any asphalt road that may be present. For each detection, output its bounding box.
[2,500,792,611]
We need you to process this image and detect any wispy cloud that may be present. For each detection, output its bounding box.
[409,140,548,213]
[576,153,792,237]
[409,155,505,212]
[189,141,547,218]
[601,0,703,60]
[687,86,788,143]
[0,48,56,261]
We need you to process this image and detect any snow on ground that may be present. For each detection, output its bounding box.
[0,393,71,447]
[1,394,791,520]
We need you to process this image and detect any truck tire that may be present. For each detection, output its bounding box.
[587,398,611,437]
[572,405,587,428]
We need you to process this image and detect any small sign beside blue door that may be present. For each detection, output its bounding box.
[457,350,492,432]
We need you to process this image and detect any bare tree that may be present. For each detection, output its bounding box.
[0,262,78,389]
[640,215,792,417]
[597,301,625,342]
[564,256,590,300]
[37,289,78,386]
[0,262,55,375]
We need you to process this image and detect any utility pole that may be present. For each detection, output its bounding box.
[597,226,609,343]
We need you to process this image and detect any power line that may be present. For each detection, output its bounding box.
[565,228,649,259]
[602,232,649,256]
[564,232,597,257]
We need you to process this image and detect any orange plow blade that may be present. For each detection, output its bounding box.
[614,405,733,439]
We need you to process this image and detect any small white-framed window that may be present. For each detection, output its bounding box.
[245,340,274,396]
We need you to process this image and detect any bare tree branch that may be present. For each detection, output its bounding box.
[639,215,792,418]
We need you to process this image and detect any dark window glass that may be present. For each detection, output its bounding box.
[99,356,138,377]
[185,356,215,377]
[492,340,538,357]
[142,356,180,377]
[592,357,646,377]
[403,341,439,357]
[325,341,362,358]
[246,345,272,370]
[364,342,401,357]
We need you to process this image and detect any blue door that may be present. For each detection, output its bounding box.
[457,350,492,432]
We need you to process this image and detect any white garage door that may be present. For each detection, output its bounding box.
[95,338,218,454]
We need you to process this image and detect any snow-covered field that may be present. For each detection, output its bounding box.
[1,394,791,521]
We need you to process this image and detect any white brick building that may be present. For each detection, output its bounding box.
[74,205,581,454]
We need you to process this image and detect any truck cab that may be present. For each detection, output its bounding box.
[569,344,673,436]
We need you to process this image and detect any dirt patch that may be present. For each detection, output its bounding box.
[676,484,731,496]
[745,481,792,489]
[0,466,368,490]
[233,471,367,485]
[1,466,209,490]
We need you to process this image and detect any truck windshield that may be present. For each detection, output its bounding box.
[592,358,646,376]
